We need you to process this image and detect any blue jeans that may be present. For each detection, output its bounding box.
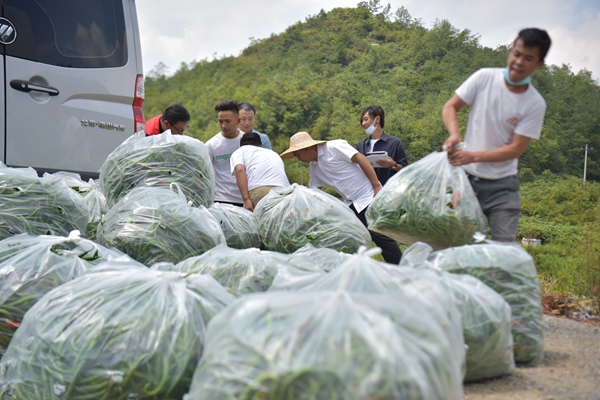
[467,174,521,242]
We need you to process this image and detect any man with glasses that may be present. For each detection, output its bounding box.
[145,104,190,136]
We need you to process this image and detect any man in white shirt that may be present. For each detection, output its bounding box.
[443,28,551,242]
[230,132,290,211]
[281,131,402,264]
[206,100,245,206]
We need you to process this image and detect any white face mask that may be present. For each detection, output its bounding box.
[365,122,377,135]
[365,120,377,136]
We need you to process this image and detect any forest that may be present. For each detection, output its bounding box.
[143,1,600,183]
[143,2,600,306]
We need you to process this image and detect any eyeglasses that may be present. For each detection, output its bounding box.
[169,121,186,135]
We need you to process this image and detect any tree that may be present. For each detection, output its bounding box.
[147,62,169,79]
[358,0,383,14]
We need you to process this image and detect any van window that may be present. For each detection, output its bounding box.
[3,0,127,68]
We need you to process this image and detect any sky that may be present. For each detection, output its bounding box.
[136,0,600,82]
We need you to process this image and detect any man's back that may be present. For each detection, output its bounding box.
[230,145,289,190]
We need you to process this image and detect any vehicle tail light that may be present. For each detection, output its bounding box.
[133,74,145,133]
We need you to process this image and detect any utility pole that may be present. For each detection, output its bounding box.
[583,144,593,185]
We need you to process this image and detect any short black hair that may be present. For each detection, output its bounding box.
[240,132,262,147]
[162,104,190,124]
[515,28,552,61]
[239,102,256,114]
[360,105,385,129]
[215,99,239,114]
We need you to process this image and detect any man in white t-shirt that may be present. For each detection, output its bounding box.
[230,132,290,211]
[443,28,551,242]
[206,100,245,206]
[281,131,402,264]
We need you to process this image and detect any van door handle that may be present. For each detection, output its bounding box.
[10,80,59,96]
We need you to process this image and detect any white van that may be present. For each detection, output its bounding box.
[0,0,145,180]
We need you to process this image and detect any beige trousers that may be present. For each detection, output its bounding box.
[249,186,277,207]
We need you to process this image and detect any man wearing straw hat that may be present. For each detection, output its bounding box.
[281,131,402,264]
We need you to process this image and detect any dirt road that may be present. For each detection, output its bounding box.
[464,315,600,400]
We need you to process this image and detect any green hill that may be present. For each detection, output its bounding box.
[143,2,600,182]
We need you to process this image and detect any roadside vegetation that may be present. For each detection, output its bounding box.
[519,174,600,312]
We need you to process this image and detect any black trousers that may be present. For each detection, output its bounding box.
[350,204,402,264]
[214,200,244,208]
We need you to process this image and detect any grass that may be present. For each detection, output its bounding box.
[522,224,600,314]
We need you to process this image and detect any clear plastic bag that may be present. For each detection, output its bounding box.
[99,131,215,208]
[43,171,92,193]
[0,167,89,241]
[445,273,515,381]
[296,247,466,377]
[207,202,261,249]
[427,241,544,365]
[0,231,127,356]
[96,186,225,266]
[254,184,371,254]
[268,244,351,292]
[185,290,464,400]
[43,172,109,240]
[288,243,352,272]
[0,258,235,399]
[164,244,287,296]
[402,241,515,381]
[366,151,487,249]
[82,180,109,240]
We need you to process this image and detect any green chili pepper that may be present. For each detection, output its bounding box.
[99,133,215,209]
[207,203,261,250]
[186,291,464,400]
[0,169,89,241]
[254,185,371,254]
[0,233,125,357]
[429,242,544,365]
[0,263,235,399]
[366,152,487,250]
[96,186,225,266]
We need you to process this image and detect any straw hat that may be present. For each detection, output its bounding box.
[280,132,326,159]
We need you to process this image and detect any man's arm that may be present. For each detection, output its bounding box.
[442,94,468,154]
[443,93,533,166]
[447,133,532,166]
[351,152,383,196]
[234,164,254,211]
[377,138,408,170]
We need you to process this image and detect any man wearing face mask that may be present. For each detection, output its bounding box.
[356,105,408,186]
[443,28,551,242]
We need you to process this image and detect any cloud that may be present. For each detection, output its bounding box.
[398,0,600,78]
[547,8,600,77]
